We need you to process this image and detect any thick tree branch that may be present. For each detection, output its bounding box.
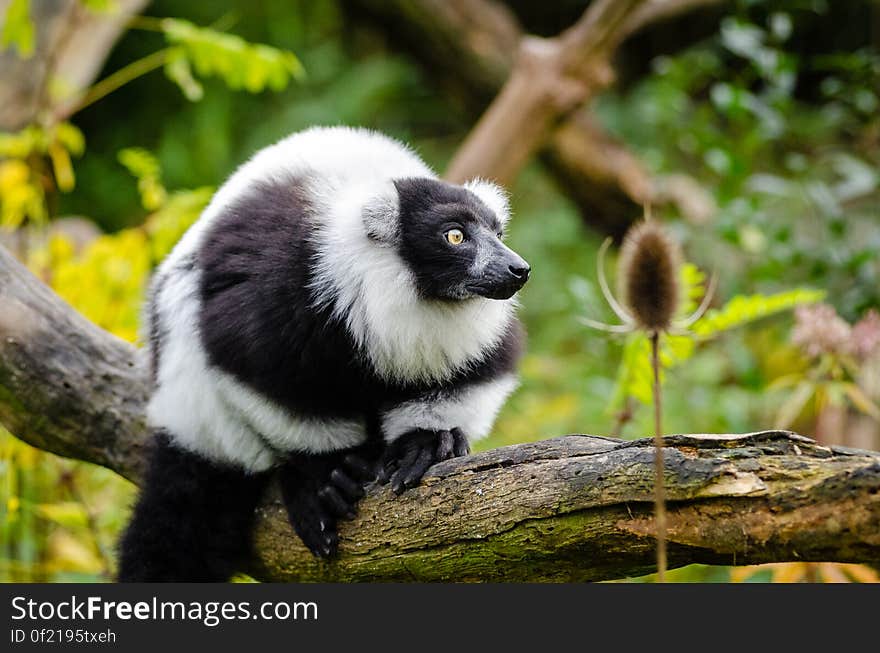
[252,432,880,581]
[445,0,646,186]
[0,245,149,481]
[2,245,879,581]
[345,0,721,237]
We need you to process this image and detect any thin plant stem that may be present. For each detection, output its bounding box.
[651,330,667,582]
[57,48,172,120]
[125,15,167,31]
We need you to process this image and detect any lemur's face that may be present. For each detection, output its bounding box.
[391,178,530,301]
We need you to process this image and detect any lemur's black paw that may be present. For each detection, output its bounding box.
[280,485,340,559]
[443,427,470,459]
[379,428,469,495]
[317,454,377,521]
[280,452,380,558]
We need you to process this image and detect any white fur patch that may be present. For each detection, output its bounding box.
[160,126,435,270]
[308,176,517,383]
[310,204,516,383]
[382,374,519,443]
[146,268,277,472]
[214,374,366,454]
[464,178,511,227]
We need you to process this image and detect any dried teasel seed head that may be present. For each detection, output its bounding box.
[617,219,682,333]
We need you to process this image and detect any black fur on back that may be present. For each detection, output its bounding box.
[197,175,524,422]
[117,432,269,582]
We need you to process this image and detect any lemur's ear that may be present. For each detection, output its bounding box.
[463,178,511,226]
[362,181,400,244]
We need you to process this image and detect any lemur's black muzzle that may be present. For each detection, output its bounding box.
[468,246,531,300]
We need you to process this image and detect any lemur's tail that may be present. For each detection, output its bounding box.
[117,430,270,582]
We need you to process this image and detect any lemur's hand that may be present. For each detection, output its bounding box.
[379,427,469,495]
[280,450,378,558]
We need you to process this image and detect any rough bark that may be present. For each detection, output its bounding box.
[252,431,880,581]
[0,244,149,481]
[0,0,150,130]
[2,245,880,581]
[345,0,720,237]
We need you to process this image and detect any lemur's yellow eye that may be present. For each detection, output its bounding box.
[445,229,464,245]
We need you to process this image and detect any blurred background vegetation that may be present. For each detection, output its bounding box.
[0,0,878,582]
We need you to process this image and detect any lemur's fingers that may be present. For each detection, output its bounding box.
[330,468,365,501]
[318,485,356,520]
[301,513,339,558]
[436,430,455,461]
[285,498,339,558]
[391,443,435,495]
[342,454,378,482]
[451,427,470,457]
[376,460,395,485]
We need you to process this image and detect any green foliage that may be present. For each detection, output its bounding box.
[596,1,880,319]
[28,181,211,342]
[0,123,85,227]
[1,0,34,58]
[161,18,304,100]
[118,148,167,210]
[79,0,118,13]
[606,277,825,409]
[691,288,827,337]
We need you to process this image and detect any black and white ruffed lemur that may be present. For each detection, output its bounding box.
[118,126,530,581]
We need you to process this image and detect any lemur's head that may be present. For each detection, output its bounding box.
[363,177,530,301]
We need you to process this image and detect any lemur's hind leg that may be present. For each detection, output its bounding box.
[118,431,270,582]
[379,427,470,495]
[280,441,382,558]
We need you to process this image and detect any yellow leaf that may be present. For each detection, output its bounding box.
[48,142,76,192]
[6,495,20,513]
[35,501,89,529]
[46,531,104,574]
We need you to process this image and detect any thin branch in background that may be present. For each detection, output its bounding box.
[57,48,172,121]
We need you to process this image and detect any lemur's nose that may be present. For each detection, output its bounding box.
[508,263,530,281]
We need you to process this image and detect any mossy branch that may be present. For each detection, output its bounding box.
[2,245,880,582]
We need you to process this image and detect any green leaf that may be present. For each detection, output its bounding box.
[606,284,826,413]
[0,125,42,158]
[160,19,304,96]
[1,0,35,58]
[54,122,85,157]
[678,262,707,316]
[691,288,826,338]
[145,186,213,261]
[78,0,118,13]
[118,148,167,211]
[164,48,204,102]
[35,502,89,529]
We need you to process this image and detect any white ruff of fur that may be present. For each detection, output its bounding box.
[309,183,517,383]
[382,374,519,442]
[463,178,511,227]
